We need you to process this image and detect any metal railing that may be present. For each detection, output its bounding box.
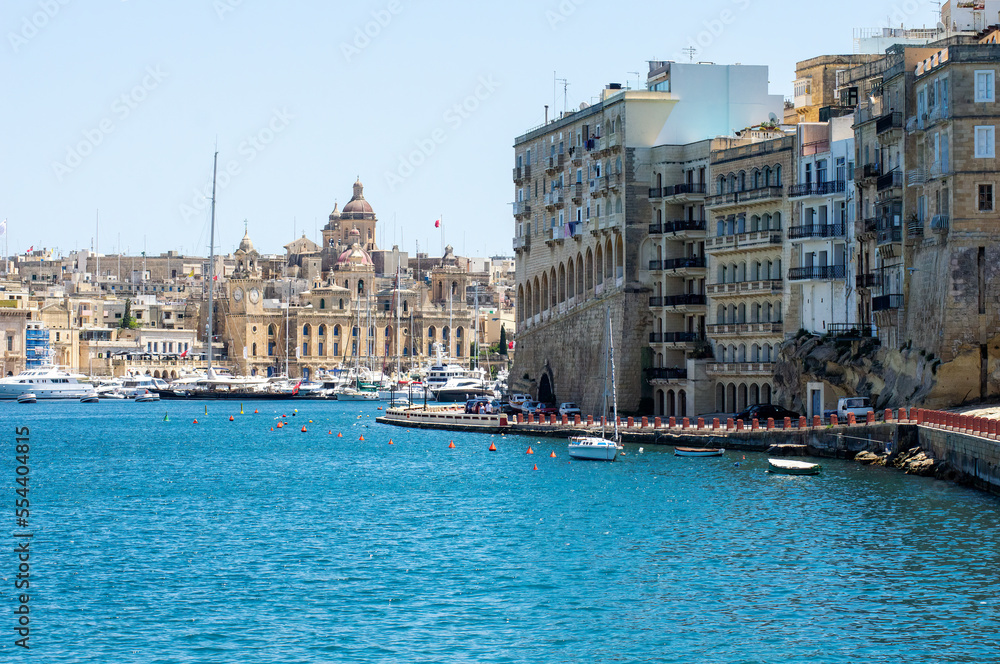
[876,111,903,135]
[788,265,847,281]
[872,294,904,311]
[826,323,878,339]
[649,293,707,307]
[877,226,903,245]
[788,181,847,197]
[649,332,703,344]
[646,367,688,381]
[788,222,846,239]
[876,171,903,191]
[649,219,706,235]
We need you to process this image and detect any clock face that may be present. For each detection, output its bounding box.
[232,287,244,302]
[249,288,260,304]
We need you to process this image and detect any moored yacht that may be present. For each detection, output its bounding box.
[0,366,96,401]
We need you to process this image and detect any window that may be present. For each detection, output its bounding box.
[975,126,995,158]
[979,184,994,212]
[976,70,995,102]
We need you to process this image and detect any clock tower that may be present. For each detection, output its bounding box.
[224,227,268,375]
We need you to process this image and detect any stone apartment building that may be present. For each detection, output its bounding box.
[511,62,783,415]
[703,134,796,414]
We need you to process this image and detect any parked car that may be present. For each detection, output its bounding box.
[509,393,531,409]
[522,400,542,414]
[558,402,582,417]
[464,397,492,413]
[734,404,801,424]
[837,397,875,422]
[535,403,559,415]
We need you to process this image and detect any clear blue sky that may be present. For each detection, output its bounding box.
[1,0,941,260]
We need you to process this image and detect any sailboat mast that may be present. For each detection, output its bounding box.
[206,151,218,378]
[609,308,619,443]
[395,262,401,379]
[284,278,290,377]
[602,308,608,438]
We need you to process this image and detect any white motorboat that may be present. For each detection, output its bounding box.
[16,393,37,404]
[768,458,821,475]
[568,436,619,461]
[134,390,160,403]
[568,307,621,462]
[120,376,170,398]
[80,392,100,403]
[334,386,379,401]
[0,366,96,401]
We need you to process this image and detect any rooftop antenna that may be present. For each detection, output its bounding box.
[683,46,697,62]
[554,73,570,113]
[628,71,641,90]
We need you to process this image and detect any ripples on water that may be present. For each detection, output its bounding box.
[3,401,999,663]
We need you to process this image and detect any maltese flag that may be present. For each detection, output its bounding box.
[434,219,440,228]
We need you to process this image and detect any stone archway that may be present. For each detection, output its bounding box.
[538,371,555,404]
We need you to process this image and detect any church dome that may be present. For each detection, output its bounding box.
[337,227,373,265]
[341,178,375,218]
[238,229,255,254]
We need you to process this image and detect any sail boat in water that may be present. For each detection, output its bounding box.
[568,307,622,461]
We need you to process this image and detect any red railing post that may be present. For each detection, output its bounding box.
[653,417,661,428]
[830,414,838,426]
[697,417,705,430]
[713,418,721,430]
[727,418,735,430]
[812,415,821,428]
[682,417,690,429]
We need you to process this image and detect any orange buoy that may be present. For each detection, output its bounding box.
[489,442,497,452]
[254,409,259,414]
[338,432,343,438]
[282,414,287,418]
[448,440,456,449]
[550,451,557,458]
[301,426,307,432]
[229,415,234,421]
[526,446,534,455]
[533,464,538,471]
[193,419,198,424]
[389,439,394,445]
[308,420,313,423]
[359,435,365,441]
[277,422,284,429]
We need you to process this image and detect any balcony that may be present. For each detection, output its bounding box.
[877,225,902,246]
[706,323,783,337]
[706,186,784,208]
[788,222,846,240]
[648,219,707,236]
[876,112,903,141]
[544,190,564,209]
[590,177,607,197]
[706,280,783,297]
[788,265,847,281]
[930,214,949,233]
[788,181,847,198]
[570,182,584,203]
[650,256,707,273]
[854,163,881,183]
[856,273,878,289]
[513,201,531,218]
[706,362,777,377]
[856,218,878,238]
[872,294,904,312]
[649,332,704,346]
[545,153,565,174]
[648,294,707,309]
[513,236,530,253]
[706,230,783,253]
[513,166,523,183]
[876,171,903,192]
[661,182,707,202]
[646,367,688,382]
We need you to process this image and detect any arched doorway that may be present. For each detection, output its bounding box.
[539,372,555,404]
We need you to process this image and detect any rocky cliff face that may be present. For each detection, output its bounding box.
[774,332,989,411]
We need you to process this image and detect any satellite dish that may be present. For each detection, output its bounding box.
[937,21,946,32]
[768,112,779,123]
[579,102,589,110]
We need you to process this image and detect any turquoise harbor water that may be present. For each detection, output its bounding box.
[2,400,999,663]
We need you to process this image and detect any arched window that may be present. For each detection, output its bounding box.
[319,298,326,310]
[773,211,782,230]
[717,304,725,324]
[339,298,344,309]
[775,165,782,185]
[334,325,341,336]
[717,175,725,195]
[302,324,310,336]
[403,300,408,313]
[352,326,359,337]
[615,156,622,174]
[268,324,276,336]
[252,342,257,356]
[615,197,622,214]
[318,325,326,336]
[357,280,365,295]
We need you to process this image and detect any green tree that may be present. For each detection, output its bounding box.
[499,324,508,356]
[120,298,139,330]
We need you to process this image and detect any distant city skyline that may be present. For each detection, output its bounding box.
[1,0,943,259]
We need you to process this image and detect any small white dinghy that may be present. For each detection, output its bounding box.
[16,393,37,404]
[768,458,821,475]
[674,447,725,457]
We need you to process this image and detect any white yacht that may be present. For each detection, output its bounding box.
[0,366,96,401]
[120,376,170,399]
